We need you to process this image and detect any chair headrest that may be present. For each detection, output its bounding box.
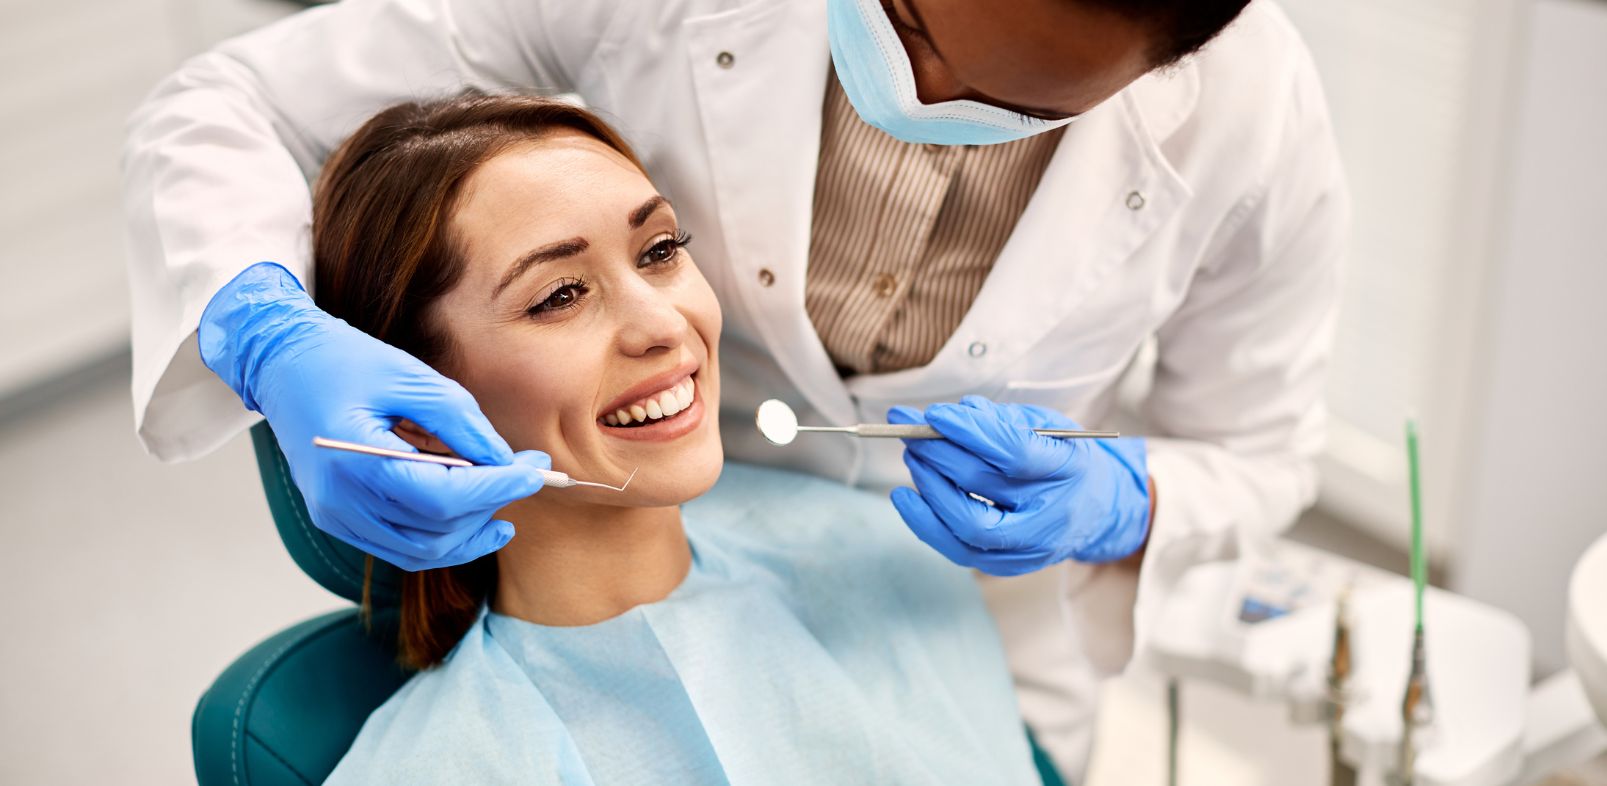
[250,421,402,606]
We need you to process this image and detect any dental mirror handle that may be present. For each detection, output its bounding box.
[798,424,1120,439]
[310,436,634,491]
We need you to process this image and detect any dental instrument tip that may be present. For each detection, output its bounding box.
[552,467,638,492]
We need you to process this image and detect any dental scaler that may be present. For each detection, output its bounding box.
[311,436,636,491]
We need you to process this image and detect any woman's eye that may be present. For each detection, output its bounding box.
[641,231,693,268]
[526,280,588,317]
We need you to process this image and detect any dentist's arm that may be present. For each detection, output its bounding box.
[121,0,623,567]
[1091,41,1349,668]
[888,20,1348,672]
[122,0,615,460]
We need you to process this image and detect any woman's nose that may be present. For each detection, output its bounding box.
[615,284,690,357]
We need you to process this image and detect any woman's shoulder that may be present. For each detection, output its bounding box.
[324,617,594,785]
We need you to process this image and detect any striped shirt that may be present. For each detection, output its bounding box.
[805,72,1066,376]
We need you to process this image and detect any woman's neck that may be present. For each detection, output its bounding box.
[491,498,690,627]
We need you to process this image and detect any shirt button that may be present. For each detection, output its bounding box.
[968,341,987,358]
[757,268,775,287]
[872,273,897,298]
[1125,191,1146,210]
[716,51,735,69]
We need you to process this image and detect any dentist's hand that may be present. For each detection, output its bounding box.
[888,396,1150,577]
[199,262,550,571]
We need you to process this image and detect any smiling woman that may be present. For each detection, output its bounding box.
[310,94,1042,784]
[312,94,724,666]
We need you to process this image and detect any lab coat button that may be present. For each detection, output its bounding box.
[757,268,775,287]
[716,51,735,69]
[872,273,897,298]
[968,341,987,358]
[1125,191,1145,210]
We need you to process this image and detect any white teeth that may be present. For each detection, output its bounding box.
[657,391,681,417]
[604,377,697,426]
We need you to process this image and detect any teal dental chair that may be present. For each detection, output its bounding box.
[191,421,1067,785]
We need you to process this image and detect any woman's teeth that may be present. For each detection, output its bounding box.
[603,379,695,427]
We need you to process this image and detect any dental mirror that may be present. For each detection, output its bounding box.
[754,398,1120,446]
[756,398,801,446]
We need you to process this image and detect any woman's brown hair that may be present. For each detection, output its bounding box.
[311,94,646,670]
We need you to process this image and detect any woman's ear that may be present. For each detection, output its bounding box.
[393,418,457,457]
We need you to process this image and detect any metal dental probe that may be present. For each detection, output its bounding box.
[755,398,1119,446]
[311,436,637,491]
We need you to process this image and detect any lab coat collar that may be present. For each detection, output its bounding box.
[1124,58,1201,145]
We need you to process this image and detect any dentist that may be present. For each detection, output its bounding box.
[123,0,1346,775]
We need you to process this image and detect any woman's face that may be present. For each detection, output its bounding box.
[419,131,723,509]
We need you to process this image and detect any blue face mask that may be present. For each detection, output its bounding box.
[826,0,1078,146]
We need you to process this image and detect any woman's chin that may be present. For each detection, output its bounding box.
[612,450,723,508]
[587,391,723,508]
[551,442,722,509]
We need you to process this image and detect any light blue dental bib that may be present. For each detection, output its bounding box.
[326,465,1039,785]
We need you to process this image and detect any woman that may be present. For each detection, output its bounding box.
[311,95,1041,785]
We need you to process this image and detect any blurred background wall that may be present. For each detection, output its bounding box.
[1277,0,1607,676]
[0,0,293,401]
[0,0,1602,782]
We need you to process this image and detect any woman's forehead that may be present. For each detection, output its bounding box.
[446,134,663,296]
[455,136,657,245]
[464,133,649,209]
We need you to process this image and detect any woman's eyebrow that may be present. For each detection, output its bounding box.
[629,195,670,229]
[492,196,671,300]
[493,238,589,299]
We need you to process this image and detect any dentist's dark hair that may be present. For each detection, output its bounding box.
[1085,0,1253,67]
[311,93,645,670]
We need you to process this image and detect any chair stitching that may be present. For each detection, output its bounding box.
[232,635,301,786]
[230,616,350,786]
[272,447,359,590]
[244,730,314,785]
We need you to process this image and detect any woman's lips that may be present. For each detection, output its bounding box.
[597,375,705,443]
[597,362,700,419]
[604,377,694,425]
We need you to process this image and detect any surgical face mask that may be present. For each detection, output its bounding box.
[826,0,1078,146]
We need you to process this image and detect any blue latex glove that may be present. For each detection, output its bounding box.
[199,262,549,571]
[888,395,1150,576]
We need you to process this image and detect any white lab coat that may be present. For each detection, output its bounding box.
[122,0,1346,776]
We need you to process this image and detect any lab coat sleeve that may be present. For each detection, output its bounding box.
[120,0,622,461]
[1070,47,1350,673]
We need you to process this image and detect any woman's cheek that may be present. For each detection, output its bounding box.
[682,269,722,341]
[465,355,564,444]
